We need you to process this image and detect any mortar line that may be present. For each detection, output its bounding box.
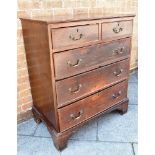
[33,124,39,136]
[68,138,137,144]
[18,134,51,138]
[18,134,137,144]
[131,142,136,155]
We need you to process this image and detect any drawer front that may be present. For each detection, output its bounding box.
[58,80,128,131]
[52,24,99,51]
[54,38,131,80]
[102,20,133,41]
[56,59,129,107]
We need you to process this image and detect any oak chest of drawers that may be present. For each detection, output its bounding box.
[20,14,135,150]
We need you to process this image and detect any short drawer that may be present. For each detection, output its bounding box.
[56,59,129,107]
[102,20,133,41]
[52,24,99,52]
[54,38,131,80]
[58,80,128,131]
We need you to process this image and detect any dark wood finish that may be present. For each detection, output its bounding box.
[56,59,129,107]
[20,14,135,151]
[54,38,131,79]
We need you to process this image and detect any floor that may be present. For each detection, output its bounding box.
[17,72,138,155]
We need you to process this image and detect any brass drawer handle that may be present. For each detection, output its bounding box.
[69,28,83,41]
[112,91,122,99]
[113,22,123,33]
[69,84,82,94]
[70,109,84,120]
[67,59,82,67]
[113,69,123,77]
[113,47,124,55]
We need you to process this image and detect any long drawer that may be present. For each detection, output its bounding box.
[54,38,131,80]
[56,59,129,107]
[58,80,128,131]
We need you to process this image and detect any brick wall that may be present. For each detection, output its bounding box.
[17,0,138,121]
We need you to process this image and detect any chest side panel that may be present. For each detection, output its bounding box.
[21,20,59,131]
